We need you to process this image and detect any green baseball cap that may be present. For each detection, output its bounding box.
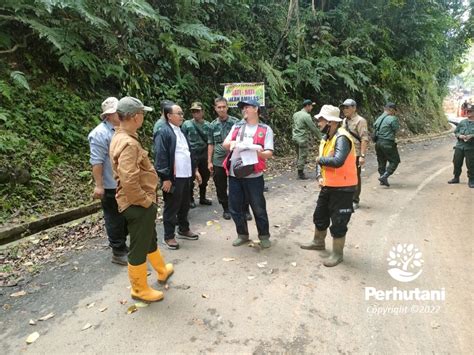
[117,96,153,115]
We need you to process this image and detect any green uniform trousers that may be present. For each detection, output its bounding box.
[122,204,158,265]
[452,147,474,179]
[375,139,400,176]
[295,142,309,170]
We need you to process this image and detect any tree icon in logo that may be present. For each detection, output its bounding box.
[387,243,424,282]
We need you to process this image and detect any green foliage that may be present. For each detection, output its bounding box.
[0,0,471,222]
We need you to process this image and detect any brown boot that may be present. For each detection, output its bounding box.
[323,237,345,267]
[128,263,163,302]
[148,249,174,284]
[300,229,327,250]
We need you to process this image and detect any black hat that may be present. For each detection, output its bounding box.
[302,99,315,107]
[384,102,397,110]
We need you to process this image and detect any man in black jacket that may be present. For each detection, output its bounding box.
[154,103,202,250]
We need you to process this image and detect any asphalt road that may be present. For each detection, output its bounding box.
[1,136,473,354]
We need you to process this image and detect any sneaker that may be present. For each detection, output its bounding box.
[163,238,180,250]
[199,198,212,205]
[448,177,460,184]
[190,201,197,209]
[245,212,253,221]
[353,202,359,210]
[177,230,199,240]
[260,239,271,249]
[223,211,231,220]
[232,235,250,246]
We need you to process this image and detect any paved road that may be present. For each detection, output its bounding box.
[1,136,472,353]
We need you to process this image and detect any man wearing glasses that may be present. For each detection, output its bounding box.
[154,103,202,250]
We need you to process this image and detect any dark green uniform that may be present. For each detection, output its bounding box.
[153,116,166,136]
[452,119,474,182]
[292,109,321,170]
[374,112,400,176]
[207,115,239,167]
[182,118,211,202]
[208,115,238,211]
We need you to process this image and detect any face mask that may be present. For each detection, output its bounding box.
[321,125,330,134]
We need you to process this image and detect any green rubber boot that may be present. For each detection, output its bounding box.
[323,237,345,267]
[300,229,327,250]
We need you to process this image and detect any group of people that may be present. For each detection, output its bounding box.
[87,93,471,303]
[88,96,274,302]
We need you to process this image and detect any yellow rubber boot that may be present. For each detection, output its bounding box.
[128,263,164,302]
[148,249,174,284]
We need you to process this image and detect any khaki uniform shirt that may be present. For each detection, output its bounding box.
[110,127,158,212]
[343,113,370,156]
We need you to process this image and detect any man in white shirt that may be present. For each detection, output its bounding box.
[154,104,202,250]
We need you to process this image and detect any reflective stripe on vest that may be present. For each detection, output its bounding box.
[231,124,267,173]
[319,127,357,187]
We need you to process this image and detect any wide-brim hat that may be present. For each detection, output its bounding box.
[314,105,342,122]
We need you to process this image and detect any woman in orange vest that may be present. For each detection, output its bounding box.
[300,105,357,267]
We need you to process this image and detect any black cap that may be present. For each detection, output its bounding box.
[302,99,315,107]
[384,102,397,110]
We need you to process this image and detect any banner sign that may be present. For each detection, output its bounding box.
[222,82,265,108]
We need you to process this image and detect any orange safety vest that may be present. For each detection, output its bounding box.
[319,127,357,187]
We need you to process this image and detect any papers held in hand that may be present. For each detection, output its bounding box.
[234,142,261,166]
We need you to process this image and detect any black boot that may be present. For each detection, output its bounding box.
[298,170,308,180]
[448,177,460,184]
[469,179,474,188]
[378,172,390,187]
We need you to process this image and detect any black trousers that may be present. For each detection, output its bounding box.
[122,204,158,265]
[313,187,355,238]
[452,147,474,179]
[375,139,400,176]
[101,189,128,254]
[163,178,191,240]
[213,165,229,211]
[190,152,211,201]
[353,157,362,203]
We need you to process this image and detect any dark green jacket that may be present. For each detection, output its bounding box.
[208,115,238,166]
[181,119,210,154]
[153,116,166,136]
[292,109,321,144]
[454,119,474,150]
[374,113,399,141]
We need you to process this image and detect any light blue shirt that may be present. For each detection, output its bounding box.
[88,120,116,189]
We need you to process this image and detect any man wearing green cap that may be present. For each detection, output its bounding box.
[182,102,212,207]
[373,102,401,187]
[110,96,173,303]
[292,99,322,179]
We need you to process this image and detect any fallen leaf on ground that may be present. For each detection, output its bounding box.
[291,262,297,267]
[199,232,207,235]
[206,220,214,226]
[164,284,170,290]
[86,302,95,308]
[38,312,55,321]
[247,275,256,280]
[10,290,26,298]
[119,299,128,305]
[127,305,138,314]
[201,294,209,299]
[354,245,360,249]
[99,307,108,312]
[222,257,235,262]
[257,261,267,268]
[431,321,440,329]
[274,224,281,228]
[29,319,36,325]
[26,332,40,344]
[135,302,149,308]
[81,323,93,331]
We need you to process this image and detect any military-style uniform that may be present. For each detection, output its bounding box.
[292,109,322,172]
[373,112,400,179]
[451,118,474,185]
[182,118,211,203]
[208,115,239,212]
